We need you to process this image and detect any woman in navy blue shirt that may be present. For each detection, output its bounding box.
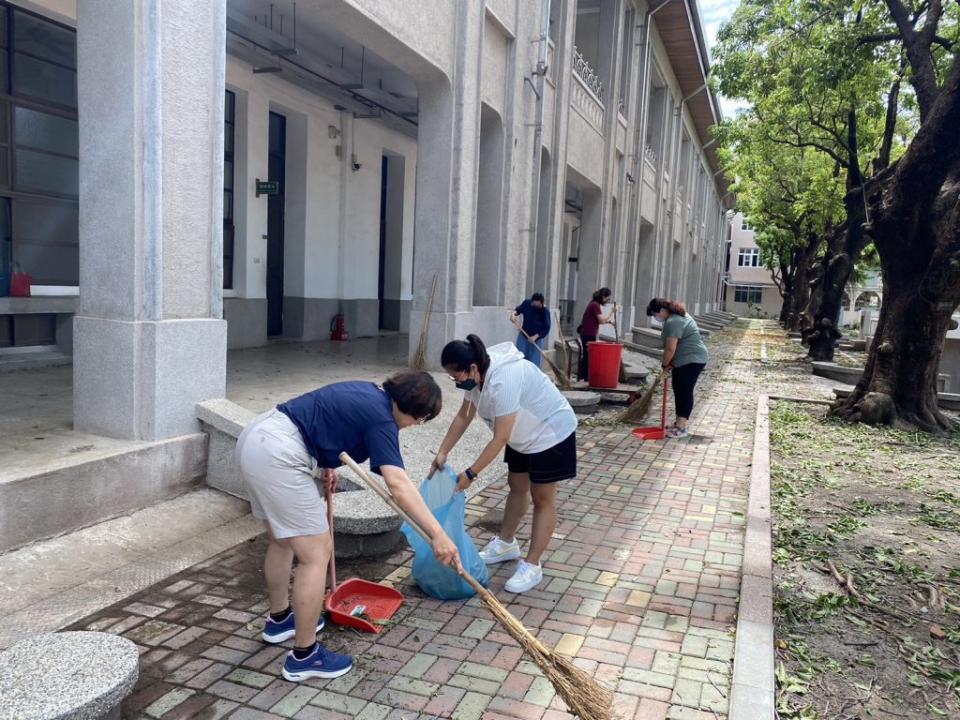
[235,372,460,683]
[511,292,551,368]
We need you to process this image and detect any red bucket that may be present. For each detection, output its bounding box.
[587,341,623,389]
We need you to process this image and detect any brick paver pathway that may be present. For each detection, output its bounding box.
[74,321,766,720]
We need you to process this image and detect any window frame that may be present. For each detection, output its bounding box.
[738,247,760,267]
[734,285,764,304]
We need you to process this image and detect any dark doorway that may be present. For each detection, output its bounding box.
[377,153,405,331]
[378,155,388,329]
[266,112,286,337]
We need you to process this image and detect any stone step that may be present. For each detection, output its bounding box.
[0,346,72,373]
[0,433,208,554]
[0,488,258,649]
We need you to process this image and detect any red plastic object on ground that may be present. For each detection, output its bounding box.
[632,375,671,441]
[587,341,623,388]
[324,484,404,633]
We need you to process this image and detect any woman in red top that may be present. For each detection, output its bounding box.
[578,287,614,381]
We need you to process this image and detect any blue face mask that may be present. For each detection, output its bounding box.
[455,378,478,391]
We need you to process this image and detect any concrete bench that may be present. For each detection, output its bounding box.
[833,387,960,412]
[0,631,138,720]
[0,295,77,356]
[813,361,950,392]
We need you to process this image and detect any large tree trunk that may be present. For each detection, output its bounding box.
[834,53,960,432]
[803,110,869,361]
[832,258,955,431]
[784,234,820,332]
[802,218,865,361]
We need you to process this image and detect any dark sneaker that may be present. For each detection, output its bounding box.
[262,612,325,644]
[282,644,353,682]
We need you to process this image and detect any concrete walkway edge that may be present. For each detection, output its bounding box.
[729,394,776,719]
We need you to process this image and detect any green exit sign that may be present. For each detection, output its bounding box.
[256,179,280,197]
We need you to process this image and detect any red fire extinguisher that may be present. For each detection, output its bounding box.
[330,314,349,341]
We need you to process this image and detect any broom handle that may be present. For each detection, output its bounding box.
[324,482,338,592]
[613,303,620,342]
[337,452,487,596]
[661,374,670,430]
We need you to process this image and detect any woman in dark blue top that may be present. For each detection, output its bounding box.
[235,372,460,683]
[511,292,551,368]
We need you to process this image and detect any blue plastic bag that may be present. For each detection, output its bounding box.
[401,465,489,600]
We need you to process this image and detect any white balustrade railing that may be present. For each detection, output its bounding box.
[572,46,603,101]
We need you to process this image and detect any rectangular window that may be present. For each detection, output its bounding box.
[223,89,235,290]
[738,247,760,267]
[0,3,80,290]
[741,217,751,230]
[734,286,764,304]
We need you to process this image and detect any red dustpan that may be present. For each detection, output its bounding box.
[324,483,404,633]
[632,375,670,440]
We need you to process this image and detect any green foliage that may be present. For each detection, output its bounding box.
[711,0,939,283]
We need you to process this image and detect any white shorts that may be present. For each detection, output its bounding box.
[235,409,329,539]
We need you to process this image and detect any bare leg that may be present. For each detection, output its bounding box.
[527,483,558,565]
[263,522,294,614]
[675,416,689,429]
[498,472,531,544]
[288,533,333,648]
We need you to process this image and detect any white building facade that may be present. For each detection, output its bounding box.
[723,212,780,318]
[1,0,731,443]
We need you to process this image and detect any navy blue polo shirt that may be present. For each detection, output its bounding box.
[277,381,404,473]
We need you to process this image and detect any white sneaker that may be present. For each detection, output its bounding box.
[505,560,543,594]
[479,536,521,565]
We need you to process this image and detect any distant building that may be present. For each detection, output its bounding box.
[723,212,780,317]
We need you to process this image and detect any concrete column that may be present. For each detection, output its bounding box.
[408,4,484,365]
[542,0,578,318]
[74,0,227,440]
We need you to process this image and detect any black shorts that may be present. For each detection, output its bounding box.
[503,432,577,484]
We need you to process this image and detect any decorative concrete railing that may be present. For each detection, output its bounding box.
[572,46,603,100]
[571,71,604,132]
[644,143,658,167]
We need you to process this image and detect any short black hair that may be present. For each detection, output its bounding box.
[382,371,442,422]
[531,292,545,304]
[592,287,612,303]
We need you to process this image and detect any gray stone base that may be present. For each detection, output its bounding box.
[407,307,517,369]
[74,316,227,440]
[225,297,268,349]
[332,529,404,558]
[282,297,385,341]
[0,631,138,720]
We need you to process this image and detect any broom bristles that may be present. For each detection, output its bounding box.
[619,372,660,423]
[476,585,613,720]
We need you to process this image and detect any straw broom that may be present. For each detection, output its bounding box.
[412,274,439,370]
[619,369,662,423]
[339,453,613,720]
[516,323,572,390]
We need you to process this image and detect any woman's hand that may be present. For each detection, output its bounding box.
[431,532,462,571]
[430,451,448,477]
[322,468,338,493]
[455,472,473,493]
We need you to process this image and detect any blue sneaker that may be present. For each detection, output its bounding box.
[262,612,325,644]
[282,644,353,682]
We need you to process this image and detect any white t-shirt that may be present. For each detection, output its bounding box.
[464,342,578,454]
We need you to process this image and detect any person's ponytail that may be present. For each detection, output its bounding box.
[465,334,491,374]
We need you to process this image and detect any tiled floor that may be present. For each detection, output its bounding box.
[73,321,779,720]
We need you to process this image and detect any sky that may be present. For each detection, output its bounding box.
[698,0,747,116]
